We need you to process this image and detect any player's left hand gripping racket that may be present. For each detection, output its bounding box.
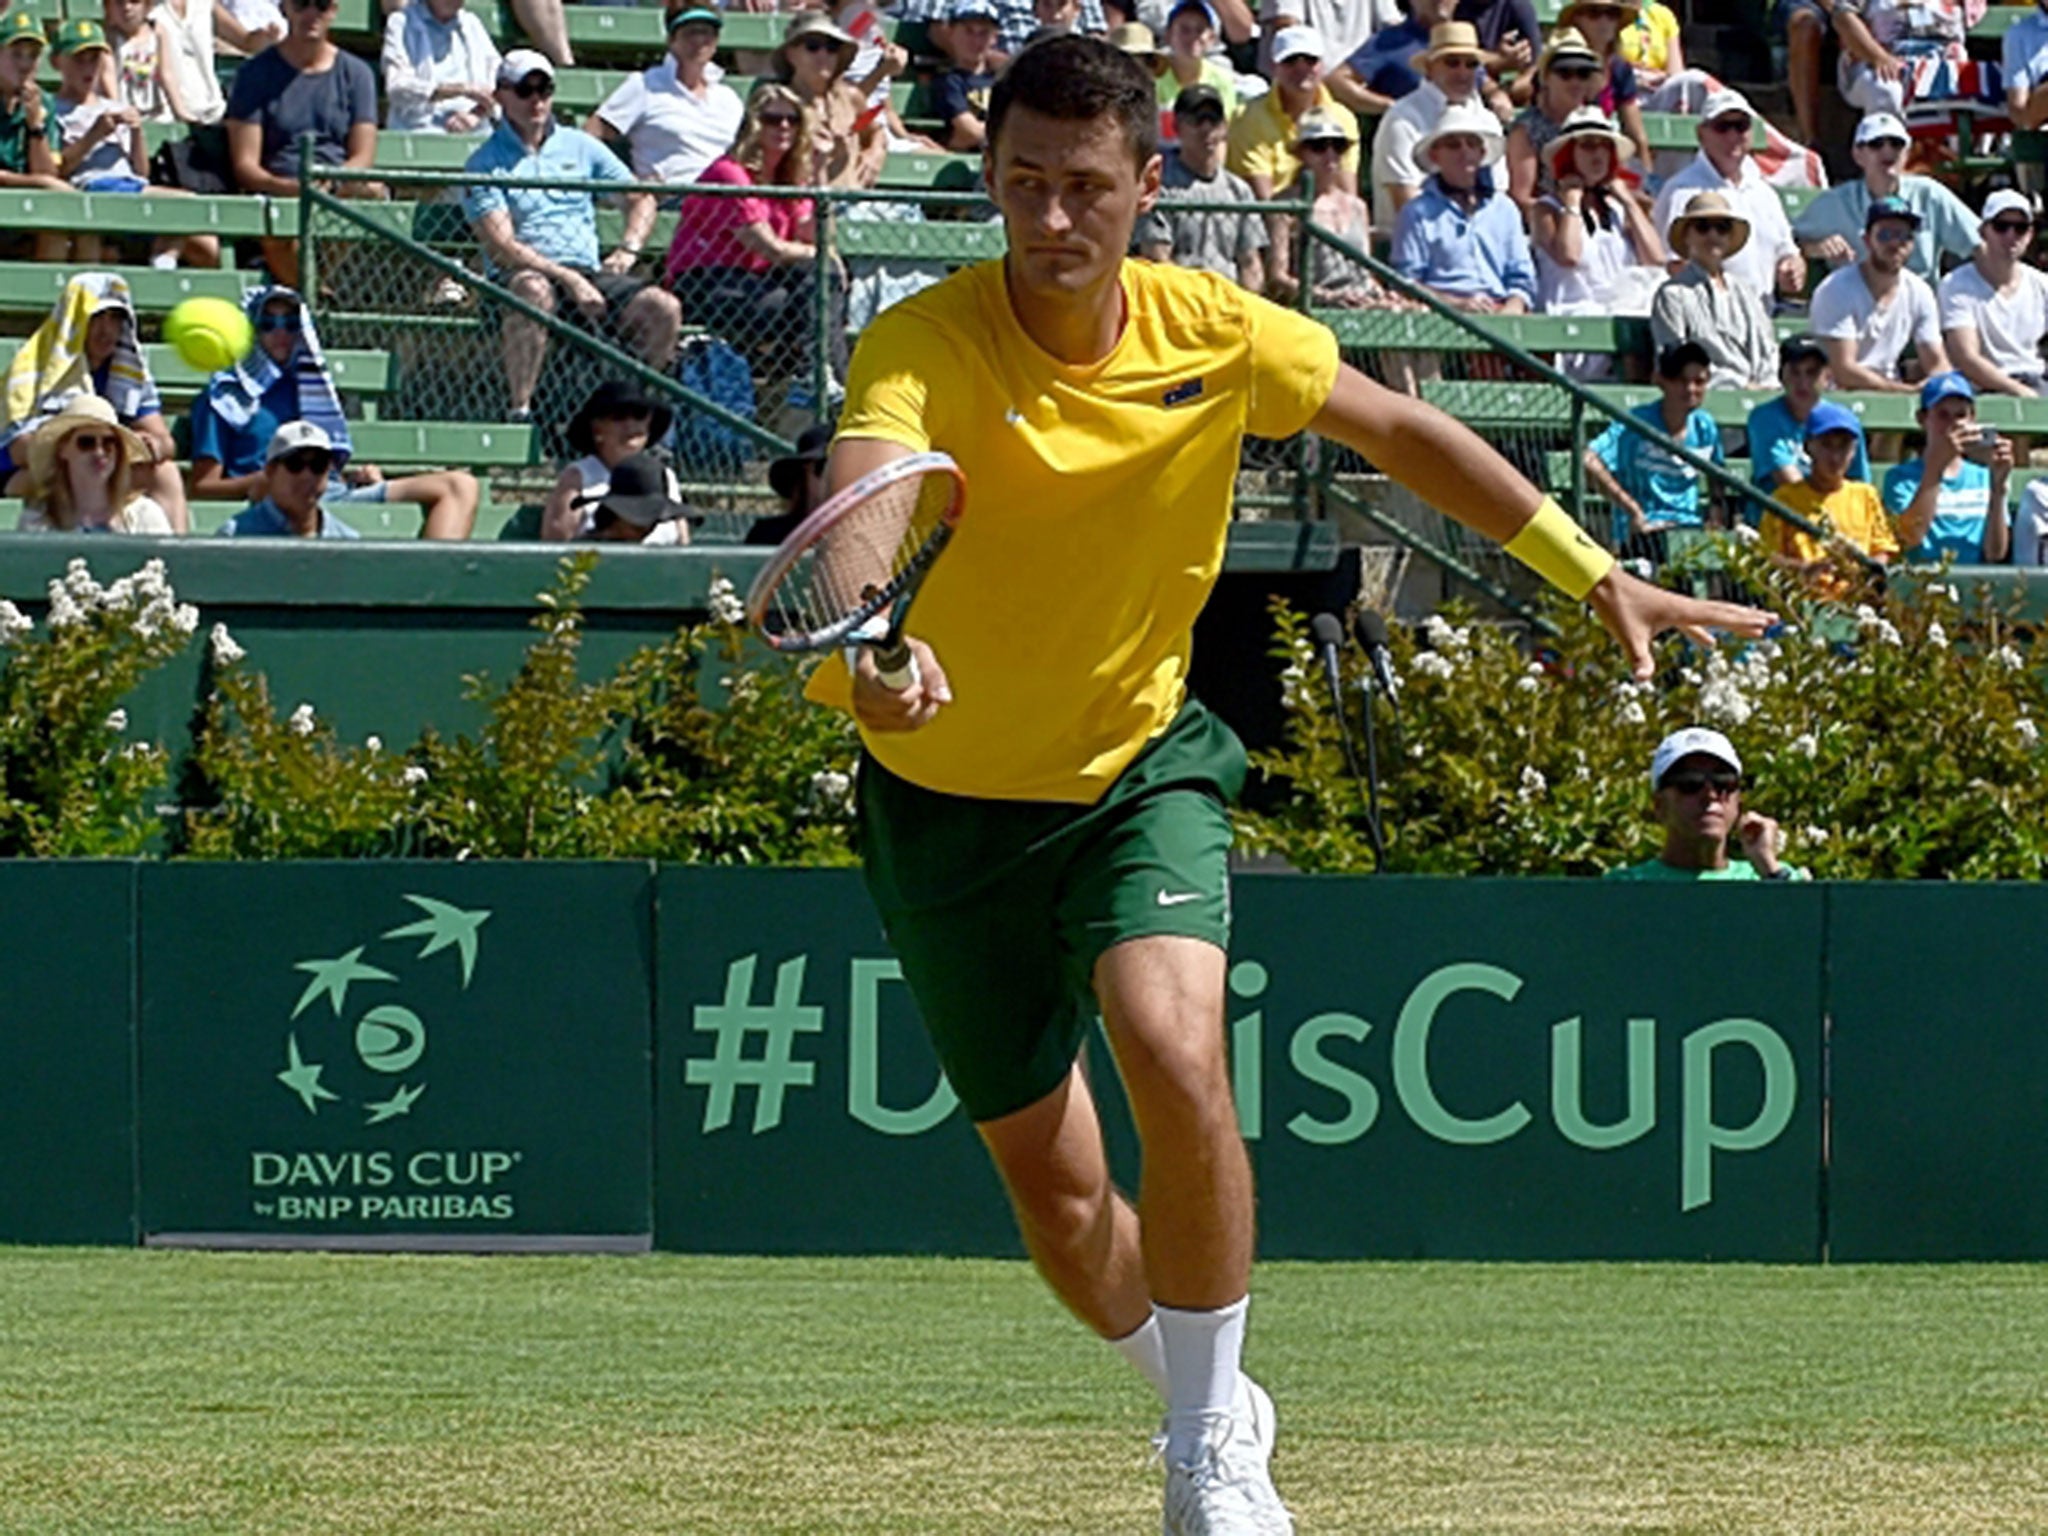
[745,450,966,691]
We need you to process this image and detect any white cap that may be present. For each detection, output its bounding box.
[265,419,334,464]
[1650,726,1743,790]
[1698,87,1753,125]
[1272,23,1324,60]
[1853,111,1908,146]
[497,48,555,86]
[1982,187,2034,226]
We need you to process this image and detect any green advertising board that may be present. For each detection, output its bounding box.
[653,869,1825,1260]
[1828,885,2048,1261]
[1234,877,1824,1260]
[655,867,1018,1255]
[137,862,656,1250]
[0,863,137,1245]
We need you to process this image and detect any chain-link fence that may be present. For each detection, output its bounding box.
[300,159,1845,591]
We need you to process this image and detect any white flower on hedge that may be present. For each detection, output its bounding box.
[287,703,316,737]
[1410,652,1455,680]
[706,575,746,627]
[1731,521,1761,545]
[1515,674,1540,694]
[1789,732,1818,758]
[1853,603,1880,628]
[208,623,245,666]
[1872,618,1903,647]
[0,599,29,646]
[364,735,383,753]
[1517,765,1546,801]
[101,575,135,611]
[1699,676,1752,729]
[45,579,85,630]
[1925,582,1958,603]
[1927,621,1949,650]
[1278,660,1309,706]
[1616,698,1646,726]
[104,708,127,733]
[1422,614,1470,657]
[809,768,854,814]
[1994,644,2026,671]
[133,596,173,639]
[171,603,198,639]
[401,764,428,787]
[1802,825,1830,845]
[62,557,100,606]
[2018,717,2040,748]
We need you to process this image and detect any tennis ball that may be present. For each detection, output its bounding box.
[163,296,254,373]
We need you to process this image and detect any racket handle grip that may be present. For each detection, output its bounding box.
[873,639,921,692]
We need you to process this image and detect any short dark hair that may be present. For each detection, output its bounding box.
[1656,340,1712,379]
[987,33,1159,169]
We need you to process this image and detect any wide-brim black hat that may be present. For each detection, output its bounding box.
[567,379,675,458]
[767,422,833,502]
[574,450,687,528]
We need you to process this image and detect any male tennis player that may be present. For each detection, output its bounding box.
[809,34,1769,1534]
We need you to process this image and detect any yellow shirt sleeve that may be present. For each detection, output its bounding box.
[1847,482,1902,559]
[1227,102,1284,186]
[833,304,946,453]
[1242,290,1341,439]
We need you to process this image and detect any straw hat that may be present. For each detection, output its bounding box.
[25,394,144,497]
[1414,100,1505,168]
[1538,25,1599,72]
[777,11,856,71]
[1557,0,1641,28]
[1108,20,1165,59]
[1669,189,1752,258]
[1547,106,1635,179]
[1418,20,1483,66]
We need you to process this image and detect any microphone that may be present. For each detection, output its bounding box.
[1309,613,1363,783]
[1353,609,1399,700]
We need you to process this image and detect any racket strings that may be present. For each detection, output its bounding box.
[774,471,954,643]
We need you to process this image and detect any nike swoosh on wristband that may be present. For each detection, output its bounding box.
[1155,891,1204,906]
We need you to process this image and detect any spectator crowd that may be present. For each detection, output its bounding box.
[0,0,2046,565]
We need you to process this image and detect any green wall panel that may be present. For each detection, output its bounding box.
[137,862,654,1250]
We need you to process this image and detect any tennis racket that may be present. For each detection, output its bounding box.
[745,449,966,690]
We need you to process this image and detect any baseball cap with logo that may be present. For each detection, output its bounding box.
[52,18,109,56]
[1174,82,1227,122]
[1272,23,1324,60]
[1853,111,1908,147]
[1804,400,1865,441]
[266,420,335,465]
[0,12,47,48]
[1699,87,1754,126]
[497,48,555,86]
[1919,370,1976,411]
[1865,194,1922,229]
[1649,727,1742,790]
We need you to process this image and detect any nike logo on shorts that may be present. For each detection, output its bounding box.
[1155,890,1204,907]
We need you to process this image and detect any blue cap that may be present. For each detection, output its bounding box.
[1804,400,1864,440]
[1865,193,1921,229]
[1167,0,1221,26]
[1919,370,1975,411]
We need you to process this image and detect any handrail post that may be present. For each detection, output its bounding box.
[296,131,318,302]
[812,192,835,428]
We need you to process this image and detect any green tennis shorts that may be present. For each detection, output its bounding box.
[857,699,1246,1124]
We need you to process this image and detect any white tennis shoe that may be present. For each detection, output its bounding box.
[1158,1376,1294,1536]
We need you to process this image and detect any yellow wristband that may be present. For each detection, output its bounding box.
[1502,496,1616,601]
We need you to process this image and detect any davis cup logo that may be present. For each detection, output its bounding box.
[273,895,491,1124]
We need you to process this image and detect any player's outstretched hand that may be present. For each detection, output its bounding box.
[852,637,952,732]
[1586,567,1776,682]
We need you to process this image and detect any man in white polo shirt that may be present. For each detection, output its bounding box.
[587,6,744,269]
[1650,87,1805,304]
[1939,189,2048,397]
[1808,195,1948,392]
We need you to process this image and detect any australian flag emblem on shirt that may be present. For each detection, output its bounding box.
[1163,378,1205,407]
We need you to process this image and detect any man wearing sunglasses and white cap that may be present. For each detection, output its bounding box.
[1939,189,2048,399]
[1649,87,1805,304]
[1606,727,1807,882]
[464,49,683,420]
[1792,111,1981,281]
[1227,23,1358,201]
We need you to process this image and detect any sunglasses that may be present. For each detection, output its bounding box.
[1298,138,1349,154]
[287,0,336,12]
[759,110,800,125]
[1706,117,1750,133]
[276,449,333,476]
[512,75,555,98]
[1991,218,2034,234]
[1663,770,1743,796]
[1439,56,1479,69]
[66,432,119,455]
[256,311,302,333]
[1869,224,1915,244]
[1689,218,1735,235]
[1553,63,1597,78]
[798,35,844,52]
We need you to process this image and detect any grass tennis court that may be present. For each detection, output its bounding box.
[4,1251,2047,1533]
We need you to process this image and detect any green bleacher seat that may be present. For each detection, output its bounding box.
[0,340,389,398]
[0,188,267,239]
[0,261,263,316]
[348,419,534,468]
[834,219,1003,263]
[1433,379,2048,436]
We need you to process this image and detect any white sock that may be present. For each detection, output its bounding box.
[1157,1296,1248,1463]
[150,250,178,270]
[1108,1312,1170,1402]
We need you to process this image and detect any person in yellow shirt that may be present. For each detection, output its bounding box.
[1614,0,1686,90]
[1763,400,1900,599]
[1224,22,1357,197]
[812,33,1769,1536]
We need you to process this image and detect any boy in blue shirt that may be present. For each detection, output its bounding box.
[1584,340,1725,563]
[1745,333,1871,516]
[1881,370,2013,565]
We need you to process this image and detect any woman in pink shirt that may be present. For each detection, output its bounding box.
[666,84,845,385]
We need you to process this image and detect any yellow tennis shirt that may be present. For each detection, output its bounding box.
[810,257,1340,804]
